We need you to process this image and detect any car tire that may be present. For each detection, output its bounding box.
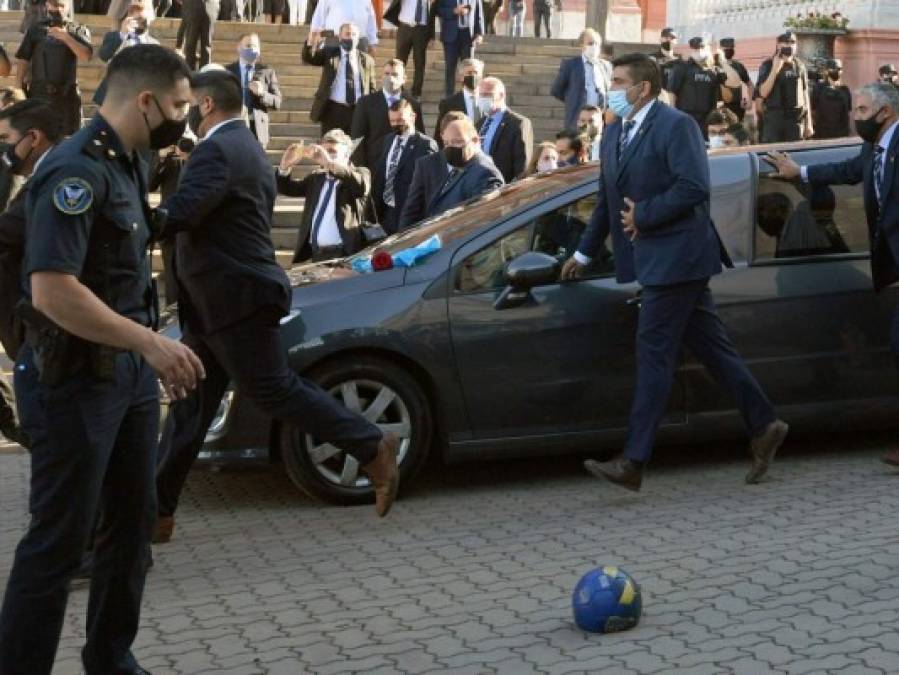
[281,356,433,506]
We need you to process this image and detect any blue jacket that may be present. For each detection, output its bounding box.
[551,55,611,131]
[808,132,899,291]
[436,0,484,44]
[577,100,727,286]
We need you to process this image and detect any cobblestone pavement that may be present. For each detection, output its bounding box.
[3,432,899,675]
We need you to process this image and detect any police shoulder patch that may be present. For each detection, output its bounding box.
[52,177,94,215]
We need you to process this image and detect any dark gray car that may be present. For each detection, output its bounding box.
[169,138,899,505]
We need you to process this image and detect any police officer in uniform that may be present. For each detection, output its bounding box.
[652,27,681,94]
[14,0,92,136]
[812,58,851,139]
[756,31,813,143]
[879,64,899,90]
[718,37,753,122]
[0,45,204,675]
[668,36,729,139]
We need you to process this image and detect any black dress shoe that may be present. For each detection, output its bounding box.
[583,456,643,492]
[746,419,789,484]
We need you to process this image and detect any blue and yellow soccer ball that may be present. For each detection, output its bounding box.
[572,566,642,633]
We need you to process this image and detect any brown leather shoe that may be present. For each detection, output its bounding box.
[362,432,399,517]
[583,456,643,492]
[882,449,899,467]
[746,419,789,484]
[152,516,175,544]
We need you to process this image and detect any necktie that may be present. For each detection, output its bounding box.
[440,168,461,197]
[243,65,252,108]
[618,120,636,160]
[458,0,467,28]
[384,138,405,207]
[311,177,337,249]
[416,0,426,24]
[874,145,885,210]
[345,52,356,105]
[479,115,494,152]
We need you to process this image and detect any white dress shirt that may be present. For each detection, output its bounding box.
[310,0,379,45]
[398,0,428,26]
[574,99,656,265]
[329,47,363,105]
[463,89,477,121]
[310,175,342,248]
[202,116,243,141]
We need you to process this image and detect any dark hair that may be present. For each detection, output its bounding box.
[725,122,750,145]
[190,70,243,114]
[104,44,191,101]
[706,108,739,126]
[388,98,414,114]
[579,104,601,115]
[555,129,588,156]
[0,99,63,143]
[611,53,662,97]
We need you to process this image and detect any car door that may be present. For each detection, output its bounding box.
[689,144,899,419]
[447,184,686,441]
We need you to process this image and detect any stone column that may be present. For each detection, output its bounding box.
[586,0,609,40]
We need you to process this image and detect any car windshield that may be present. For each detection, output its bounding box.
[346,165,597,265]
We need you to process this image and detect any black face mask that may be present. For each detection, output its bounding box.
[829,70,841,80]
[340,38,357,52]
[391,123,409,136]
[856,108,886,143]
[723,48,735,60]
[144,96,188,150]
[463,74,481,91]
[133,18,148,35]
[779,46,793,58]
[660,40,671,51]
[47,10,64,26]
[0,135,33,175]
[187,104,202,135]
[443,145,467,168]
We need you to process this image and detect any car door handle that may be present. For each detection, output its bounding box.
[626,292,642,307]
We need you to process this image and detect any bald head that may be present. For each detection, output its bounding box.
[478,77,507,116]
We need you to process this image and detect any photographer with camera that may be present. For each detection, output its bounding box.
[93,1,158,106]
[756,31,813,142]
[15,0,91,137]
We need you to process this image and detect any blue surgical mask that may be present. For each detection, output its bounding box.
[240,47,259,62]
[608,87,636,119]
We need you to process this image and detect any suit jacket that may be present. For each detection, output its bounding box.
[225,61,282,149]
[162,119,290,335]
[0,184,27,360]
[577,100,729,287]
[399,150,503,230]
[372,131,439,233]
[276,163,371,263]
[436,0,484,43]
[551,55,612,131]
[434,89,478,143]
[384,0,438,39]
[477,108,533,183]
[302,42,378,123]
[93,31,159,105]
[808,133,899,291]
[350,90,426,170]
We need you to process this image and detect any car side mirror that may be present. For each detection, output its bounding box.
[494,252,561,310]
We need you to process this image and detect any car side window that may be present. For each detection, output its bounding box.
[455,192,615,293]
[755,155,868,262]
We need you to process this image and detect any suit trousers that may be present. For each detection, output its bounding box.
[155,310,382,517]
[321,100,355,136]
[396,24,428,98]
[533,5,551,37]
[442,31,473,98]
[182,0,218,70]
[0,348,159,675]
[624,279,776,464]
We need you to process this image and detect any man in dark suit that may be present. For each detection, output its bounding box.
[384,0,437,99]
[303,22,378,136]
[551,28,612,132]
[155,72,399,542]
[373,99,438,234]
[476,76,533,183]
[561,53,787,492]
[436,0,484,98]
[434,56,483,143]
[766,82,899,466]
[351,58,425,171]
[399,115,503,230]
[181,0,219,70]
[277,128,371,262]
[225,33,281,149]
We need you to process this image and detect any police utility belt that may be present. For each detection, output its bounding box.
[17,300,121,386]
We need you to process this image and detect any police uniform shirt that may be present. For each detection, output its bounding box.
[669,59,722,114]
[652,52,682,91]
[24,115,153,326]
[757,58,806,110]
[812,82,851,136]
[16,20,91,92]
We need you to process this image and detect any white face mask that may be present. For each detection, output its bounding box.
[477,96,496,116]
[583,44,601,61]
[708,135,725,149]
[694,49,709,61]
[537,158,557,172]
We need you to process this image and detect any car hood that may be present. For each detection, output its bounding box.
[286,260,408,309]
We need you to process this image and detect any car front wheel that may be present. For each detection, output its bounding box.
[281,356,432,505]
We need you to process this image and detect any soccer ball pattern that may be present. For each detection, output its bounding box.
[572,566,642,633]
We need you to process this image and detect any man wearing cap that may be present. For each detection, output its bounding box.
[668,36,730,139]
[879,64,899,91]
[652,27,682,93]
[756,31,812,142]
[718,38,753,122]
[811,58,851,139]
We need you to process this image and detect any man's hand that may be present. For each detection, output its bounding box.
[765,150,801,179]
[306,30,320,46]
[47,26,69,41]
[474,35,484,45]
[248,80,263,96]
[307,143,332,168]
[140,333,205,401]
[560,257,585,281]
[771,55,784,73]
[621,197,637,240]
[803,122,814,140]
[741,97,751,110]
[454,4,470,15]
[120,16,136,34]
[279,141,305,171]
